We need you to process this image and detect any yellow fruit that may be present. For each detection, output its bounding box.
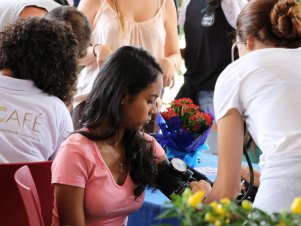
[220,198,231,205]
[204,212,217,222]
[210,201,218,208]
[215,204,226,215]
[291,197,301,214]
[241,200,253,211]
[187,191,205,208]
[214,220,221,226]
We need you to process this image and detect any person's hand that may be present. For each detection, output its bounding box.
[94,44,112,66]
[240,166,260,187]
[190,180,212,196]
[159,57,175,88]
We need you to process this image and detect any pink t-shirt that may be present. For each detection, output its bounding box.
[51,132,165,226]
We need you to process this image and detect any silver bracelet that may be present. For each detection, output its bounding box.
[93,44,101,57]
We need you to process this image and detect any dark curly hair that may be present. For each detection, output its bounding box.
[237,0,301,48]
[45,6,91,58]
[78,46,163,198]
[0,17,78,105]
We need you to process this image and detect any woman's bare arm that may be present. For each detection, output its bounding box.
[205,109,244,203]
[54,184,85,226]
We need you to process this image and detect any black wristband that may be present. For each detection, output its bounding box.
[93,44,101,57]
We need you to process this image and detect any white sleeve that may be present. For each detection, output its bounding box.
[221,0,248,29]
[178,0,190,26]
[214,64,244,122]
[51,107,74,159]
[66,0,74,6]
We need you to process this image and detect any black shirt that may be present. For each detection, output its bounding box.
[183,0,234,91]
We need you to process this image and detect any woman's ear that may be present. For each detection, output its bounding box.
[246,37,256,51]
[121,93,130,105]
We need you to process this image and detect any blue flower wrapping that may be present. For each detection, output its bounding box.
[154,113,211,167]
[165,144,209,167]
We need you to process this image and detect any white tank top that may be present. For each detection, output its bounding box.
[74,0,166,108]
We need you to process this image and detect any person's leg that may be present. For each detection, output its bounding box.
[197,90,214,114]
[73,0,81,7]
[197,91,218,154]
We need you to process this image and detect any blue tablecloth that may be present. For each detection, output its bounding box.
[128,152,219,226]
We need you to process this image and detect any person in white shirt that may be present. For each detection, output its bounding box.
[0,17,78,163]
[0,0,60,31]
[176,0,247,154]
[191,0,301,213]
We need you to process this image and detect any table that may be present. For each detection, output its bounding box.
[127,152,219,226]
[128,152,260,226]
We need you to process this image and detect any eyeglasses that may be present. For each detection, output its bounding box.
[231,41,246,62]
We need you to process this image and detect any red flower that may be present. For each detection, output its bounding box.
[161,98,214,135]
[161,108,177,121]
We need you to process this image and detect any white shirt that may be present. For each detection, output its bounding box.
[178,0,247,28]
[214,47,301,212]
[0,0,60,31]
[0,75,73,163]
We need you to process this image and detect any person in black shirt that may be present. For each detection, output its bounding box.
[176,0,247,153]
[176,0,246,113]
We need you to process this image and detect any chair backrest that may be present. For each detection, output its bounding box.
[0,161,53,226]
[15,165,44,226]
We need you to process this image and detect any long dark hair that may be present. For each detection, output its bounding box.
[237,0,301,47]
[79,46,163,198]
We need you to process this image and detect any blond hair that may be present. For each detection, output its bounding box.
[112,0,126,32]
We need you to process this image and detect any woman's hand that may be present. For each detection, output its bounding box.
[240,166,260,187]
[159,57,175,88]
[94,44,112,66]
[190,180,212,196]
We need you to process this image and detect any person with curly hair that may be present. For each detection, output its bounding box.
[0,17,78,163]
[191,0,301,213]
[45,6,91,59]
[51,46,166,226]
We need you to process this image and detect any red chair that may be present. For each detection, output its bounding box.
[0,161,53,226]
[15,165,44,226]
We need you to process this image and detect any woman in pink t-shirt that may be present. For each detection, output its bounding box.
[51,46,166,226]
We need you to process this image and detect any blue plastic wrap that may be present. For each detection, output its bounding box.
[154,113,212,167]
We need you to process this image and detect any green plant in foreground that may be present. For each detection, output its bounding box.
[159,189,301,226]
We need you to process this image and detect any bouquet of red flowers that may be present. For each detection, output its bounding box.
[156,98,214,166]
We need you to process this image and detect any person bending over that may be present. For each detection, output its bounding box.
[192,0,301,213]
[45,6,91,59]
[0,17,78,162]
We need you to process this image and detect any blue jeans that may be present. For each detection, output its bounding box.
[197,91,218,154]
[197,91,214,116]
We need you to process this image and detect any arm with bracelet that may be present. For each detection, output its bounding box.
[77,0,112,66]
[78,44,112,66]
